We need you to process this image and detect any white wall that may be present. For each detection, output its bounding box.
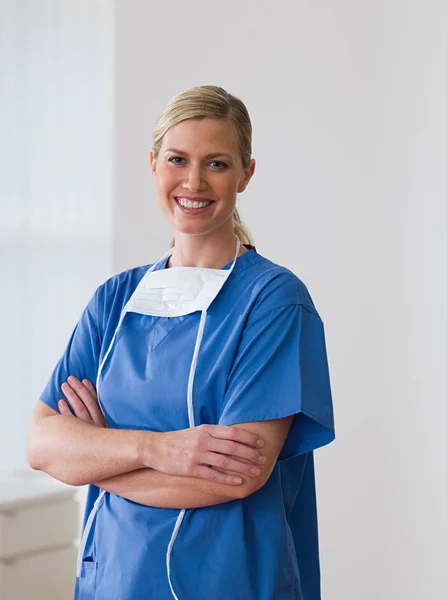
[113,1,447,599]
[1,0,114,469]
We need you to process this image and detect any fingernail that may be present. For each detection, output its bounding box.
[61,383,67,389]
[232,477,242,484]
[256,439,264,447]
[250,467,260,476]
[68,376,76,383]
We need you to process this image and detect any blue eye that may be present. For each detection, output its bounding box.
[167,157,228,169]
[168,157,185,165]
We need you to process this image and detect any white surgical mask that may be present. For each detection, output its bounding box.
[125,236,241,318]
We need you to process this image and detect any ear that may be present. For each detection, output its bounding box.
[149,149,157,177]
[237,158,256,193]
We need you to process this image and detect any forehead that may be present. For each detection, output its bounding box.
[161,117,239,155]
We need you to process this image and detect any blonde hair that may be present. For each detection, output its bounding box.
[152,85,256,250]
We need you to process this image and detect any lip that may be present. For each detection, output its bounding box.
[174,196,215,214]
[174,196,215,203]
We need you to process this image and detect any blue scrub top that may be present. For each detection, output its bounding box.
[40,247,335,600]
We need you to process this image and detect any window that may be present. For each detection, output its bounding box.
[1,0,114,469]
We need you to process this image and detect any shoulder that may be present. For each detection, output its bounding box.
[92,262,154,328]
[241,251,321,319]
[99,263,153,298]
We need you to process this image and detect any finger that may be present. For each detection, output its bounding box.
[66,376,102,425]
[82,378,98,398]
[212,465,246,477]
[61,382,94,424]
[78,379,106,428]
[58,400,74,417]
[206,424,264,448]
[208,438,266,466]
[191,464,243,486]
[80,379,105,425]
[203,452,261,478]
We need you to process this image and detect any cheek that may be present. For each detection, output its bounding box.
[212,174,239,196]
[155,168,180,194]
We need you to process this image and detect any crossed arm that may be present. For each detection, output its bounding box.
[27,377,293,509]
[92,419,292,509]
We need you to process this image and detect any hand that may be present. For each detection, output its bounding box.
[59,377,267,486]
[149,425,267,486]
[59,376,107,428]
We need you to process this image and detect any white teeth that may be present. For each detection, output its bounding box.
[177,198,211,209]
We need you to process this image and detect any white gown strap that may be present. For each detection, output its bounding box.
[165,237,241,599]
[76,489,106,577]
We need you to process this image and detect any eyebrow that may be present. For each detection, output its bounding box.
[164,148,233,160]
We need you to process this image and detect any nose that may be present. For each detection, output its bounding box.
[183,164,207,193]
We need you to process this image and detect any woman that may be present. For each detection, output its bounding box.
[27,85,335,600]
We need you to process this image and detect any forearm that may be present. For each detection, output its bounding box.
[95,468,239,509]
[27,413,155,486]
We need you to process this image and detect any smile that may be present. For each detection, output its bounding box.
[174,197,215,213]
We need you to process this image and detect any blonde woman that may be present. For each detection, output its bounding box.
[27,85,335,600]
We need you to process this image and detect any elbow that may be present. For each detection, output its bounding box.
[26,414,50,472]
[227,462,277,500]
[26,430,81,487]
[57,473,85,487]
[27,446,81,486]
[26,434,44,472]
[26,437,51,476]
[26,421,51,473]
[228,476,267,501]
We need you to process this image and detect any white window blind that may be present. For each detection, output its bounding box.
[0,0,114,469]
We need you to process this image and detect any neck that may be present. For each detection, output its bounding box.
[167,231,245,269]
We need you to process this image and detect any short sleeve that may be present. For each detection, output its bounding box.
[219,304,335,459]
[39,285,104,412]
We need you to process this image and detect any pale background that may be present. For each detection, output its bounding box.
[2,1,446,599]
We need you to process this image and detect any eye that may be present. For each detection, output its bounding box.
[168,156,185,165]
[209,160,228,169]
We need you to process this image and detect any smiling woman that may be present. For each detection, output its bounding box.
[27,85,335,600]
[150,86,256,269]
[153,121,253,266]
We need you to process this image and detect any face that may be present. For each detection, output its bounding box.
[149,117,255,238]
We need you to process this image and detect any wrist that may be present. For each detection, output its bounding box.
[134,429,163,470]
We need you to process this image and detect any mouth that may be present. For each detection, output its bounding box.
[174,196,215,214]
